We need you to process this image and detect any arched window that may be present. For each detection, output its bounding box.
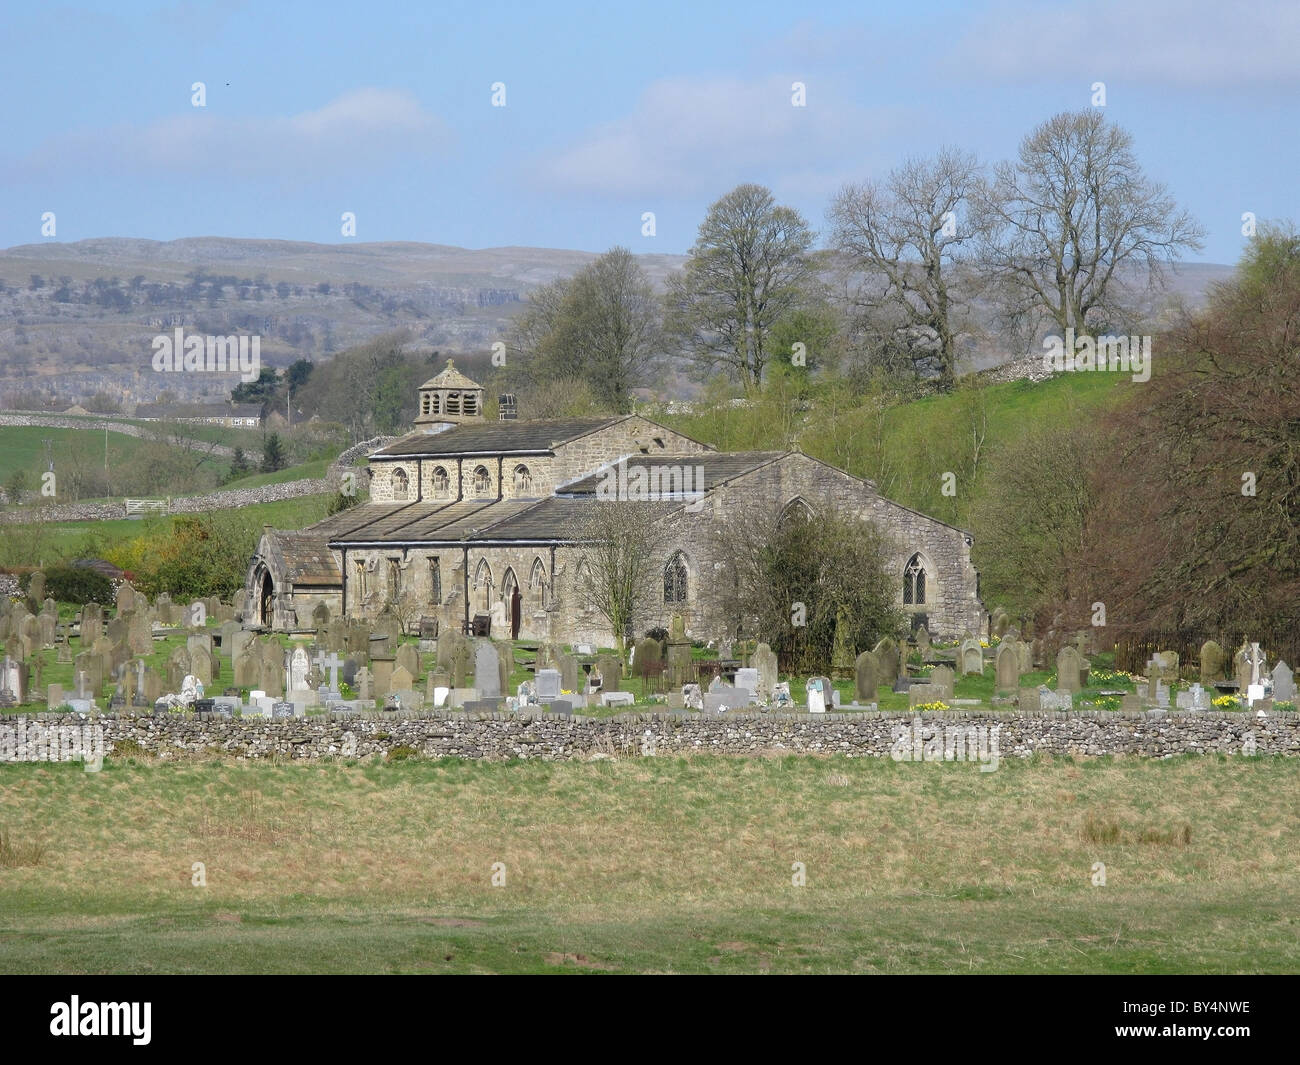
[387,558,402,602]
[431,466,449,497]
[354,559,368,601]
[780,497,815,523]
[575,558,594,613]
[530,557,548,610]
[474,559,493,613]
[664,552,688,604]
[513,464,533,494]
[429,557,442,604]
[392,467,410,500]
[904,554,927,606]
[473,465,491,495]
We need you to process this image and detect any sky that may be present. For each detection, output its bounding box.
[2,0,1297,263]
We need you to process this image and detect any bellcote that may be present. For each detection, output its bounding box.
[415,359,486,429]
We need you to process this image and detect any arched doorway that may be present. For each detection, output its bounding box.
[259,571,274,627]
[501,567,522,639]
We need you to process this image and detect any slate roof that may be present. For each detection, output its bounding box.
[559,451,786,494]
[263,532,342,586]
[369,417,627,458]
[418,358,483,392]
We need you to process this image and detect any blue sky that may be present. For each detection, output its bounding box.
[2,0,1296,263]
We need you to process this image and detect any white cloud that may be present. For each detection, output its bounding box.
[952,0,1300,87]
[538,75,905,198]
[15,88,448,179]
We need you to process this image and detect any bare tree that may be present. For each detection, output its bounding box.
[568,501,678,653]
[828,148,986,390]
[976,110,1204,340]
[665,184,814,389]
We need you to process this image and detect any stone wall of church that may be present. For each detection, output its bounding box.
[618,453,985,643]
[550,418,711,489]
[364,417,711,506]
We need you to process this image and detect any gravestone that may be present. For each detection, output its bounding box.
[28,571,46,604]
[1121,693,1142,713]
[1272,661,1294,703]
[872,638,900,686]
[450,640,472,689]
[46,683,64,710]
[595,653,622,693]
[753,642,778,702]
[166,646,193,692]
[536,668,561,700]
[312,602,330,632]
[1149,651,1179,682]
[805,676,831,713]
[928,665,955,699]
[259,641,284,697]
[633,636,663,677]
[1200,640,1227,683]
[995,641,1020,695]
[1056,646,1084,692]
[355,667,373,701]
[908,683,943,708]
[272,701,296,720]
[854,651,877,702]
[395,643,421,679]
[390,665,415,694]
[558,654,580,695]
[128,614,153,655]
[473,641,501,697]
[74,653,103,697]
[186,635,214,684]
[959,638,983,676]
[734,667,758,701]
[80,604,104,646]
[289,646,311,692]
[915,627,931,654]
[371,655,395,697]
[1018,686,1041,713]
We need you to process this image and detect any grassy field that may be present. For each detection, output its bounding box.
[1,754,1296,974]
[0,494,336,565]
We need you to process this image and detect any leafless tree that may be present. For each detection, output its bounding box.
[567,501,679,653]
[975,110,1204,341]
[828,148,987,390]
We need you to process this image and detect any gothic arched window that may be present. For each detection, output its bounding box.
[392,467,410,501]
[664,552,688,604]
[904,554,927,606]
[530,557,548,610]
[473,465,491,495]
[513,464,533,494]
[431,466,449,497]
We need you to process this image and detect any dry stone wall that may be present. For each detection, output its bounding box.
[5,710,1294,762]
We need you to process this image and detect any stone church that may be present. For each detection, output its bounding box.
[244,360,985,643]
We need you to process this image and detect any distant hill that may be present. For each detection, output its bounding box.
[0,236,1233,406]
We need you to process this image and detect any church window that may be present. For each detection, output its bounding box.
[473,465,491,495]
[664,552,688,604]
[530,557,548,610]
[432,466,449,496]
[392,467,409,500]
[513,464,533,494]
[904,554,927,606]
[429,557,441,603]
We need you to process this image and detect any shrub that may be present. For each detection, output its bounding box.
[40,565,113,606]
[387,745,417,762]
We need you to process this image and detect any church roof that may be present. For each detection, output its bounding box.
[418,358,483,392]
[558,451,785,494]
[299,495,674,546]
[370,416,628,458]
[262,532,342,586]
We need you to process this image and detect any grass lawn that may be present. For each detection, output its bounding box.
[1,494,336,565]
[1,754,1296,974]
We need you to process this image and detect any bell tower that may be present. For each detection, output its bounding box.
[414,359,486,430]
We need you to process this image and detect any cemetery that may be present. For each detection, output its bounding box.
[1,570,1296,763]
